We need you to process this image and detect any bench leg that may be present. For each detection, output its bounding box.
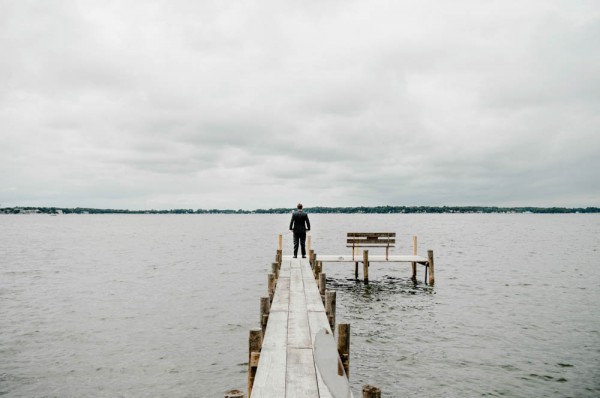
[354,262,358,279]
[363,250,369,284]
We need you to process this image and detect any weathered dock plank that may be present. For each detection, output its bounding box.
[286,348,319,397]
[251,311,288,397]
[270,276,290,312]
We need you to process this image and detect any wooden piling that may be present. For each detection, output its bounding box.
[224,389,245,398]
[314,261,321,280]
[268,273,275,302]
[260,297,270,335]
[337,323,350,378]
[362,385,381,398]
[309,249,315,265]
[319,272,326,299]
[271,262,278,279]
[307,234,312,253]
[278,234,282,251]
[354,262,359,279]
[248,329,262,395]
[325,290,336,330]
[428,249,435,285]
[363,250,369,284]
[412,235,417,281]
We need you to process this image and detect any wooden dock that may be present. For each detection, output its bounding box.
[229,233,436,398]
[249,256,353,398]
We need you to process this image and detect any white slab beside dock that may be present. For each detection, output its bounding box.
[250,258,353,398]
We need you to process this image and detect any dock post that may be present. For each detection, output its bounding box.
[260,296,270,335]
[363,250,369,284]
[354,262,358,280]
[268,273,275,302]
[362,385,381,398]
[271,262,278,279]
[325,290,336,330]
[247,329,262,395]
[411,235,417,281]
[307,234,312,253]
[319,273,326,302]
[427,249,435,285]
[278,234,282,252]
[309,249,315,266]
[337,323,350,378]
[276,249,282,264]
[224,389,244,398]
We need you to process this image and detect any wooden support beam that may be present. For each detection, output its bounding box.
[268,273,275,302]
[260,297,270,335]
[278,234,282,251]
[362,385,381,398]
[307,234,312,253]
[325,290,336,330]
[411,235,417,281]
[354,262,359,279]
[319,273,326,300]
[248,329,262,395]
[314,261,321,280]
[271,262,278,279]
[363,250,369,284]
[337,323,350,378]
[309,249,315,266]
[428,249,435,285]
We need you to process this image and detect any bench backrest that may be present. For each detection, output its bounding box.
[346,232,396,248]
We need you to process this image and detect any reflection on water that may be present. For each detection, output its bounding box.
[1,214,599,397]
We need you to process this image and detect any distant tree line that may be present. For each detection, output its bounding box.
[1,205,599,215]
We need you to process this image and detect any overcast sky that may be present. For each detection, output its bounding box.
[1,0,599,210]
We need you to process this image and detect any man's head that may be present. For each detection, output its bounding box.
[297,203,303,210]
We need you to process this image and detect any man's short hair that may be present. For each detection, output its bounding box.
[297,203,303,209]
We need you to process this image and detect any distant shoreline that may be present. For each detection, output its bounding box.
[2,206,599,215]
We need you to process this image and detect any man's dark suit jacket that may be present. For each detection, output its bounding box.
[289,210,311,233]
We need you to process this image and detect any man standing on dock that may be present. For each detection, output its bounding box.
[289,203,310,258]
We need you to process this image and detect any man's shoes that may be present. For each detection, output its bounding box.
[293,256,297,258]
[302,256,306,258]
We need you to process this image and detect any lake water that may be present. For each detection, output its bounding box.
[1,214,599,397]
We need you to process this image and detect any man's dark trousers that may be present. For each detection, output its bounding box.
[290,209,310,258]
[293,231,307,258]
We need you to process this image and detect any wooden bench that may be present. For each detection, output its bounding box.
[347,232,395,260]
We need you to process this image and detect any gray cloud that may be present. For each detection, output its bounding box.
[1,0,599,209]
